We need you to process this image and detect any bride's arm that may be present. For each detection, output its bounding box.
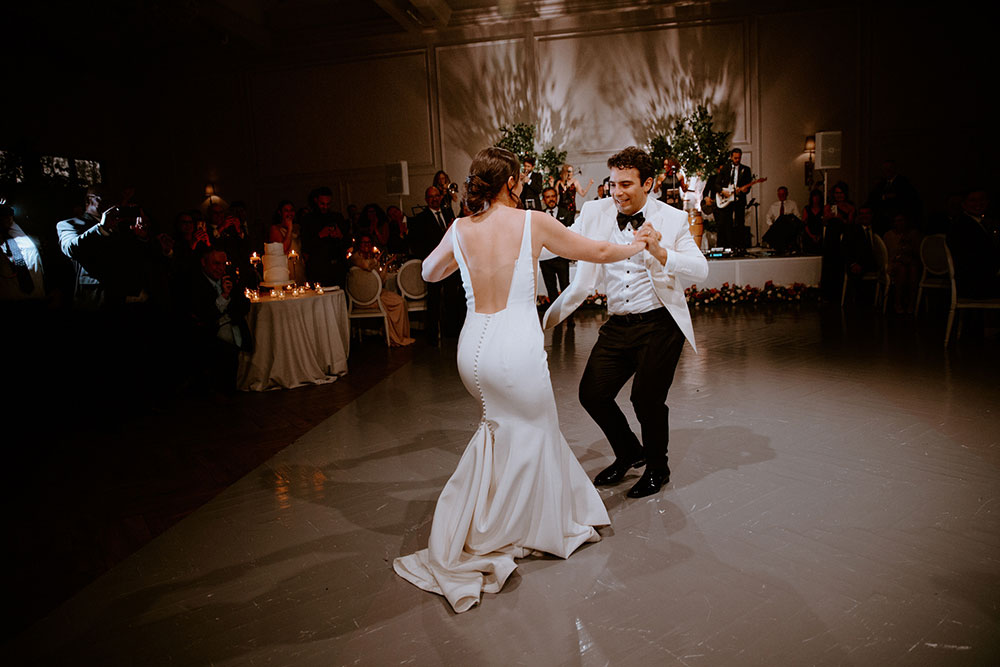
[421,224,459,282]
[534,211,643,264]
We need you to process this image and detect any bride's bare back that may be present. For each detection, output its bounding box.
[452,206,531,314]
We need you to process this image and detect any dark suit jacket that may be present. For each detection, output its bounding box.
[841,224,878,273]
[947,213,1000,298]
[408,208,448,260]
[719,163,753,203]
[522,172,545,210]
[542,205,573,227]
[186,271,253,352]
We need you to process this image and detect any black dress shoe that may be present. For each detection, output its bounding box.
[593,457,646,486]
[626,468,670,498]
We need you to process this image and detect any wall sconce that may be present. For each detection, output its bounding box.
[804,136,816,188]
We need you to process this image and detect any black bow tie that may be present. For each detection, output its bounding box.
[616,211,644,231]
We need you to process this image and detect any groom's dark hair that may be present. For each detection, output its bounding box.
[607,147,656,186]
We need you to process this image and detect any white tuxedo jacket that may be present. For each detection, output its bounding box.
[542,197,709,352]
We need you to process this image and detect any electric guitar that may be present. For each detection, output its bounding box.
[715,177,767,210]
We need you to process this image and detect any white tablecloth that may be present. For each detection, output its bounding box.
[238,289,350,391]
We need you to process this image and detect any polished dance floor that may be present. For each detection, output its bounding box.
[8,304,1000,665]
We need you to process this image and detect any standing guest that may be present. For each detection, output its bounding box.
[595,183,606,200]
[1,204,44,301]
[433,170,458,221]
[301,186,350,288]
[714,148,753,253]
[56,187,143,311]
[408,186,451,344]
[520,156,545,210]
[801,189,825,254]
[883,213,923,314]
[266,200,305,284]
[355,204,387,247]
[543,146,708,499]
[538,186,574,303]
[214,202,252,286]
[379,206,409,255]
[820,182,854,301]
[866,159,921,236]
[350,235,415,346]
[947,189,1000,298]
[346,204,360,231]
[555,164,593,216]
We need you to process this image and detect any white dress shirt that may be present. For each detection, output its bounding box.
[766,199,799,227]
[605,200,661,315]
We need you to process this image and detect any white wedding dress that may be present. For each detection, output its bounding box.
[393,210,610,613]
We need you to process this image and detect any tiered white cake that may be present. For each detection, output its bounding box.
[261,242,293,286]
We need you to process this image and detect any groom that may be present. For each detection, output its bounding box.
[543,147,708,498]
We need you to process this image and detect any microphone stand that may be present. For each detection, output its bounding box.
[747,198,760,250]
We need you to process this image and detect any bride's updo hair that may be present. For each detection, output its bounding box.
[463,146,520,213]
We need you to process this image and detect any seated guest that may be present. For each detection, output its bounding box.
[801,189,824,254]
[1,204,45,301]
[883,212,923,314]
[947,188,999,298]
[185,247,252,392]
[538,186,573,302]
[266,200,306,284]
[350,234,414,347]
[762,185,801,253]
[301,186,351,287]
[841,205,879,305]
[766,186,799,228]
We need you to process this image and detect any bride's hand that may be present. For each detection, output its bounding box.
[634,222,667,265]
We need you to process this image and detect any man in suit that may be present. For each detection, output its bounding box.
[521,155,545,210]
[715,148,753,253]
[543,146,708,498]
[408,186,451,343]
[538,186,573,302]
[947,189,999,298]
[185,247,252,392]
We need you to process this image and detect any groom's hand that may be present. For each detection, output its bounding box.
[635,222,667,266]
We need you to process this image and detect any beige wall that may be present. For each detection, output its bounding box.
[3,5,990,238]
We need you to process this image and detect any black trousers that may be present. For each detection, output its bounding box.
[579,308,685,473]
[539,257,570,302]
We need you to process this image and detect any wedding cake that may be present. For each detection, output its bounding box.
[261,242,293,286]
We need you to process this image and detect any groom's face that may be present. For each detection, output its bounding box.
[609,166,651,216]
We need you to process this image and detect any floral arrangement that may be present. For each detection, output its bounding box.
[685,281,816,306]
[535,292,605,308]
[536,283,816,310]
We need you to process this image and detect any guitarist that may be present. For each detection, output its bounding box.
[716,148,753,254]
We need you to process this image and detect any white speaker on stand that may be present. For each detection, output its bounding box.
[814,131,841,203]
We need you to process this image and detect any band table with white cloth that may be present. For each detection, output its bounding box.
[237,288,350,391]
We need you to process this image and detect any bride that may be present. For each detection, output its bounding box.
[393,147,652,612]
